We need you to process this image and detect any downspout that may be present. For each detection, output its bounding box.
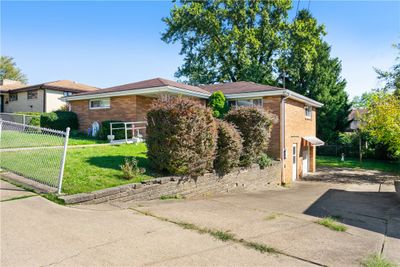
[280,90,290,184]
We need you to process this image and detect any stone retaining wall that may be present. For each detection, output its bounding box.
[61,161,281,205]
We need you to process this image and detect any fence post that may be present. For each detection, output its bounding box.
[57,127,70,194]
[22,114,26,125]
[0,119,2,172]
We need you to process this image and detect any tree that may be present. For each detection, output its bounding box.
[163,3,350,143]
[208,91,228,118]
[362,92,400,158]
[0,56,27,83]
[280,10,350,143]
[162,0,292,85]
[374,43,400,95]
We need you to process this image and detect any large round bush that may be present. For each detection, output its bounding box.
[225,107,275,167]
[214,120,243,175]
[146,96,217,177]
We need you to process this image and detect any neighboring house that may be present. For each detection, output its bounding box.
[64,77,324,183]
[0,79,98,113]
[346,108,367,132]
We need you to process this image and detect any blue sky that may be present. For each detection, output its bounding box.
[1,1,399,98]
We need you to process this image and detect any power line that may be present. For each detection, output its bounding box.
[308,0,311,11]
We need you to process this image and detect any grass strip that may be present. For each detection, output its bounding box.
[316,217,347,232]
[362,254,397,267]
[131,208,327,266]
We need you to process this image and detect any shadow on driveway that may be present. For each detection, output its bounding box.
[304,188,400,239]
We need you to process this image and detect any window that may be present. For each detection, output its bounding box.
[27,90,38,100]
[63,92,73,97]
[305,105,312,119]
[228,98,263,108]
[9,93,18,101]
[89,98,110,109]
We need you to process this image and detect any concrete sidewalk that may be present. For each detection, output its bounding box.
[0,180,311,267]
[119,181,400,266]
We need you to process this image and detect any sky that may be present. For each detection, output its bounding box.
[1,1,399,99]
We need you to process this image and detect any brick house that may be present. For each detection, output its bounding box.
[64,77,324,183]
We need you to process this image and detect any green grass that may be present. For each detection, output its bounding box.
[316,217,347,232]
[317,156,400,175]
[160,194,184,200]
[362,254,397,267]
[1,143,154,194]
[209,230,235,241]
[0,130,106,148]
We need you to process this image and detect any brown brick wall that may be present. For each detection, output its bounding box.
[263,96,281,159]
[283,98,316,183]
[70,95,157,131]
[70,95,206,131]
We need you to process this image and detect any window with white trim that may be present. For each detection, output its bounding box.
[63,91,73,97]
[89,98,110,109]
[228,98,263,108]
[305,105,312,119]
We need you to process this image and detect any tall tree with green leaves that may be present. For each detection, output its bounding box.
[362,92,400,158]
[0,56,28,83]
[374,43,400,96]
[278,10,349,143]
[162,2,350,143]
[162,0,292,85]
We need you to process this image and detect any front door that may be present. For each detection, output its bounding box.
[292,144,297,181]
[302,146,309,176]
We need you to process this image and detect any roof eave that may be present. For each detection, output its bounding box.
[63,86,211,101]
[225,89,323,108]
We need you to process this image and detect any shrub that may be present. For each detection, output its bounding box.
[119,157,145,180]
[16,112,41,126]
[98,120,127,140]
[40,111,79,131]
[147,96,217,177]
[258,153,272,169]
[208,91,228,118]
[225,107,276,167]
[214,120,242,175]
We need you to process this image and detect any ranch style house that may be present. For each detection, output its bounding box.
[64,77,324,184]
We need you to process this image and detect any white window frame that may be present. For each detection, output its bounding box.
[63,91,73,97]
[89,98,110,110]
[228,98,263,108]
[305,105,312,119]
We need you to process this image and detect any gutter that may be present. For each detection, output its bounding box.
[280,91,290,184]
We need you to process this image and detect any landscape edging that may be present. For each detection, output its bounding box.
[60,161,281,205]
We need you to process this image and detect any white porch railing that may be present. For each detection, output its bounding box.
[109,121,147,144]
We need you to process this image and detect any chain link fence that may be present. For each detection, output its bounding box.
[0,112,41,126]
[317,144,360,158]
[0,119,69,193]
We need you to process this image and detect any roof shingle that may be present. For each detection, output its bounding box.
[199,81,283,94]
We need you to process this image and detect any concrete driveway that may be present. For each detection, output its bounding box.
[1,167,400,267]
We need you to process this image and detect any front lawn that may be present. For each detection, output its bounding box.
[63,143,153,194]
[317,156,400,175]
[0,143,154,194]
[0,130,106,148]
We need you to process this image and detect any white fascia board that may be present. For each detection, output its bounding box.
[225,89,323,108]
[63,86,210,101]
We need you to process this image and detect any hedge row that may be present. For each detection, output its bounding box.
[146,97,276,177]
[40,111,79,131]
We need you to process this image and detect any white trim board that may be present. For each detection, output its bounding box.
[64,86,323,108]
